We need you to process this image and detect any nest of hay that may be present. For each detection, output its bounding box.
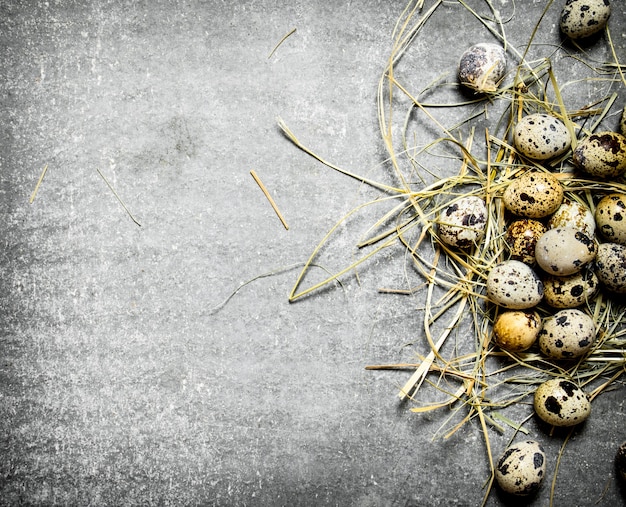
[280,1,626,504]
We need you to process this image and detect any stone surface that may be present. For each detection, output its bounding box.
[1,1,626,506]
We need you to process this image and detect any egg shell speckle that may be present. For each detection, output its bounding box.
[573,131,626,179]
[493,310,542,352]
[503,171,564,219]
[548,198,596,238]
[514,113,571,160]
[487,260,544,309]
[534,378,591,427]
[538,309,596,360]
[505,219,546,265]
[595,193,626,245]
[458,43,507,93]
[595,242,626,293]
[535,227,597,276]
[495,441,546,496]
[560,0,611,40]
[438,196,488,249]
[542,269,599,308]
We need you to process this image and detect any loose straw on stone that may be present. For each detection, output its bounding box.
[97,168,141,227]
[29,163,49,204]
[250,169,289,230]
[268,28,296,59]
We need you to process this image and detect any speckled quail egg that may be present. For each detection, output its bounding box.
[438,196,488,249]
[505,219,546,265]
[547,198,596,238]
[514,113,571,161]
[595,242,626,293]
[534,378,591,427]
[458,43,507,93]
[495,440,546,496]
[595,193,626,245]
[535,227,597,276]
[620,106,626,138]
[503,170,564,219]
[487,260,544,309]
[538,309,596,360]
[542,269,599,308]
[573,131,626,179]
[616,441,626,482]
[560,0,611,40]
[493,310,542,352]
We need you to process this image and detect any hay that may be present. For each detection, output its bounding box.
[280,1,625,504]
[97,168,142,227]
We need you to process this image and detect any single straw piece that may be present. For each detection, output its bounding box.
[29,163,49,204]
[97,168,142,227]
[268,28,296,59]
[250,170,289,230]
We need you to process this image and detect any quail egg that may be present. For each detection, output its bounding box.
[495,440,546,496]
[595,242,626,293]
[594,193,626,245]
[458,43,507,93]
[542,269,599,308]
[503,170,564,219]
[535,227,597,276]
[505,219,546,265]
[560,0,611,40]
[514,113,571,160]
[493,310,542,352]
[573,131,626,179]
[547,198,596,238]
[437,196,488,249]
[534,378,591,427]
[487,260,544,309]
[621,106,626,138]
[538,308,596,360]
[616,441,626,482]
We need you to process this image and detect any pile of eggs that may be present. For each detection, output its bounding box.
[439,0,625,497]
[439,110,626,331]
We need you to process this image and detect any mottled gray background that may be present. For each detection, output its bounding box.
[1,1,625,506]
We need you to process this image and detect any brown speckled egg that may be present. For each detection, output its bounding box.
[493,310,542,352]
[487,260,544,309]
[573,131,626,179]
[505,219,546,265]
[595,242,626,293]
[437,196,488,249]
[595,193,626,245]
[548,198,596,238]
[534,378,591,427]
[535,227,597,276]
[560,0,611,40]
[538,309,596,360]
[514,113,571,160]
[616,441,626,482]
[503,171,564,219]
[458,43,507,93]
[542,269,599,308]
[495,441,546,496]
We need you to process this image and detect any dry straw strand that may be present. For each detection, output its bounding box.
[29,163,49,204]
[250,169,290,230]
[96,168,141,227]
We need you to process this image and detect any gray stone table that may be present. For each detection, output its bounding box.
[2,1,625,505]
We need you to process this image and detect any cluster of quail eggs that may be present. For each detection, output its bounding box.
[441,0,625,498]
[487,109,625,365]
[441,108,626,314]
[487,114,626,493]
